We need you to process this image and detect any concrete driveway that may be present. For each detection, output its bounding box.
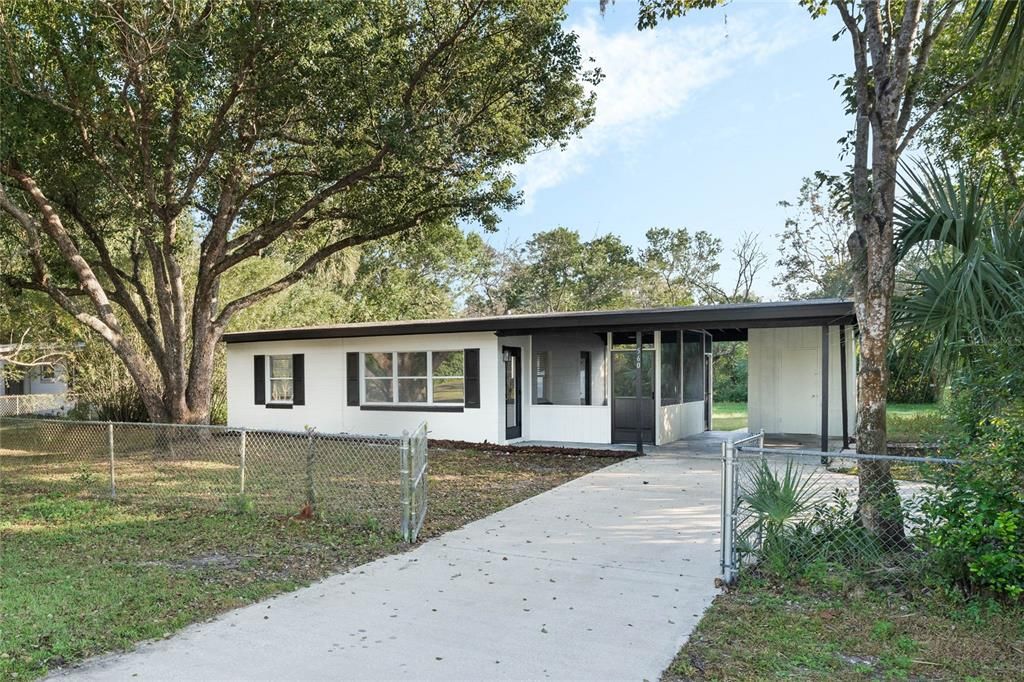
[56,453,724,681]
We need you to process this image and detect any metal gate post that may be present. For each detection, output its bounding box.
[399,430,411,542]
[721,439,736,584]
[239,429,247,495]
[108,421,116,499]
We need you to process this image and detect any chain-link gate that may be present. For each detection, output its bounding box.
[721,433,960,584]
[400,422,429,542]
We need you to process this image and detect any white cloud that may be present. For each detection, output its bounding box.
[514,10,803,208]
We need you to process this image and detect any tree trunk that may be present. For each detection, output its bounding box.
[849,135,908,548]
[852,286,907,547]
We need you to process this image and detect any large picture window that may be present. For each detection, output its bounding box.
[682,331,704,402]
[363,351,464,405]
[269,355,294,403]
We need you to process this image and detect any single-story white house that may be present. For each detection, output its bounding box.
[223,299,857,450]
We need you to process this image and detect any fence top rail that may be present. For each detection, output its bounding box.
[0,415,402,443]
[730,430,764,447]
[733,445,961,466]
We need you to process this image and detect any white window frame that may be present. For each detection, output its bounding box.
[267,354,294,404]
[362,350,464,406]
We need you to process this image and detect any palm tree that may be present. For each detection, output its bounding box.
[895,161,1024,374]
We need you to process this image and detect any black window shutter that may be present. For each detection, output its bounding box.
[464,348,480,408]
[346,352,360,406]
[292,354,305,405]
[254,355,266,405]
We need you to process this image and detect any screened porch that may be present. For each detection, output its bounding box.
[516,330,710,447]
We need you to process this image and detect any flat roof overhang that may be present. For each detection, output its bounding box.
[222,299,856,344]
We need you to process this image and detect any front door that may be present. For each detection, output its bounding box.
[611,332,655,444]
[503,346,522,440]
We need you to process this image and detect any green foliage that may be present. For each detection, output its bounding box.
[887,336,941,404]
[469,225,732,315]
[738,459,825,577]
[895,161,1024,375]
[65,339,150,422]
[919,9,1024,209]
[633,0,727,30]
[774,175,854,300]
[963,0,1024,99]
[944,340,1024,438]
[228,495,255,515]
[505,227,641,312]
[920,407,1024,599]
[0,0,597,422]
[886,403,950,444]
[737,459,937,583]
[712,343,746,402]
[637,226,724,306]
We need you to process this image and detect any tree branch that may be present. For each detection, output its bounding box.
[213,205,455,328]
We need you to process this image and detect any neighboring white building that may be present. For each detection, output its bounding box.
[0,347,70,397]
[223,299,858,449]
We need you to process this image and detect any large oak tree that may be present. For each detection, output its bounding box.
[0,0,597,423]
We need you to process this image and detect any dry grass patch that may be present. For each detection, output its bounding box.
[663,578,1024,681]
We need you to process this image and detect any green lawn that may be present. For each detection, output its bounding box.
[0,448,627,680]
[886,402,947,443]
[712,402,946,444]
[712,401,748,431]
[663,578,1024,681]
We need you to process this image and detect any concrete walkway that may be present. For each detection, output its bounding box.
[57,454,724,681]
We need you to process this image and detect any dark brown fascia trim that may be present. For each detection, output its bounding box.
[496,315,856,337]
[360,404,464,413]
[223,300,856,344]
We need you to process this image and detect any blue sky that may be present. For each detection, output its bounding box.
[482,1,854,299]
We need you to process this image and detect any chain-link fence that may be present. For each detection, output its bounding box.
[0,416,429,541]
[0,393,71,417]
[721,432,960,583]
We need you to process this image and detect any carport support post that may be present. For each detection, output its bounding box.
[107,421,116,499]
[839,324,850,450]
[820,325,829,458]
[635,330,644,455]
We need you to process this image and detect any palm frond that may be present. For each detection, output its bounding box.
[895,160,1024,373]
[964,0,1024,100]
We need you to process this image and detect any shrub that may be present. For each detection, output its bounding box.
[919,407,1024,600]
[944,341,1024,438]
[888,337,942,404]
